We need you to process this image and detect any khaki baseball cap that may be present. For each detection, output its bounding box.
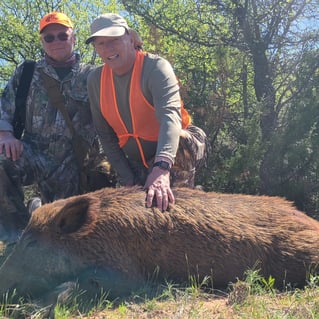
[39,12,74,33]
[85,13,129,44]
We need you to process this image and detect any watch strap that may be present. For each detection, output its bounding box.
[153,160,171,171]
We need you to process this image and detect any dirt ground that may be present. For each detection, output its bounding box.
[78,295,237,319]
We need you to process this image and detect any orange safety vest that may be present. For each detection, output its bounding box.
[100,50,191,167]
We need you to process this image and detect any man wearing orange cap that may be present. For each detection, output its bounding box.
[0,12,105,243]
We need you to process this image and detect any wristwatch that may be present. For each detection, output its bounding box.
[153,160,171,171]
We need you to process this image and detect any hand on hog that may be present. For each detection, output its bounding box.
[144,167,175,212]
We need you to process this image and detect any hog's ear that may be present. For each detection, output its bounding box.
[53,198,95,234]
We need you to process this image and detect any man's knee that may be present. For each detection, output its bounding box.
[178,125,210,170]
[0,166,29,243]
[170,168,195,188]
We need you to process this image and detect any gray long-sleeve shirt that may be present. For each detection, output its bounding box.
[87,52,182,184]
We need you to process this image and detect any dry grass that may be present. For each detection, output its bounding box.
[59,286,319,319]
[78,296,235,319]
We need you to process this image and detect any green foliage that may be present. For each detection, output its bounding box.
[243,269,276,295]
[258,49,319,215]
[209,111,263,193]
[307,274,319,289]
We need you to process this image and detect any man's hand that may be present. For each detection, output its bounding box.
[144,166,175,212]
[0,131,23,161]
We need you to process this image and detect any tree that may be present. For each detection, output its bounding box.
[229,0,319,193]
[266,49,319,215]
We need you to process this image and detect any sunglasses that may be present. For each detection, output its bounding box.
[43,32,70,43]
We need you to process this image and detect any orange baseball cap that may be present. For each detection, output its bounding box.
[39,12,74,33]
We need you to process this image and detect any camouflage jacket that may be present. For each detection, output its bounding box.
[0,54,97,162]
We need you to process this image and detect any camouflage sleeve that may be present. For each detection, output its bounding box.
[0,64,24,131]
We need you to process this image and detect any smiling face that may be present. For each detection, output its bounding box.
[93,32,136,75]
[41,24,75,62]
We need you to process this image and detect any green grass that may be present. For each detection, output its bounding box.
[2,270,319,318]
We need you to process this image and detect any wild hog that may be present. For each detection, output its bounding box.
[0,186,319,302]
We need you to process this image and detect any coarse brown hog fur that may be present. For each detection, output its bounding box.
[0,186,319,301]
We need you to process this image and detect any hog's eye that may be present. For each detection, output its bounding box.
[24,239,38,249]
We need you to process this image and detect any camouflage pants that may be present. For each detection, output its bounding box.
[0,138,115,243]
[0,141,82,242]
[128,124,210,188]
[172,124,210,187]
